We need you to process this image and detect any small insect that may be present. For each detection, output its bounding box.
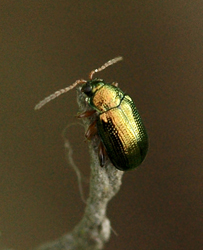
[35,57,148,171]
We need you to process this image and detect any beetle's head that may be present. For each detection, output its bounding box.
[81,78,104,97]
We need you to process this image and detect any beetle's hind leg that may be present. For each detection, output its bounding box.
[77,109,108,167]
[98,142,108,167]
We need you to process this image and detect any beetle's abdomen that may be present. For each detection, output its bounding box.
[97,95,148,171]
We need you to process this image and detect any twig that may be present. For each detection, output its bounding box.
[4,89,124,250]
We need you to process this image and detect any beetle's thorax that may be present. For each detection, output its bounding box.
[90,83,124,113]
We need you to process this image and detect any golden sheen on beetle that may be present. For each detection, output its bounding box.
[35,57,148,171]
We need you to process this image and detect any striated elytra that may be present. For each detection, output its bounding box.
[35,57,148,171]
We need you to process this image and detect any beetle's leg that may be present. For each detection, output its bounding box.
[76,110,96,118]
[98,142,107,167]
[111,82,118,87]
[85,120,97,140]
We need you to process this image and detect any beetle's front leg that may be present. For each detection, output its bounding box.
[111,82,118,87]
[77,110,96,118]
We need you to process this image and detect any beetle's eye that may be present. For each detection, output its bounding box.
[81,83,93,96]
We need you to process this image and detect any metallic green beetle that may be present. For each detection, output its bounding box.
[35,57,148,171]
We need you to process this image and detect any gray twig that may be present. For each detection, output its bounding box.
[4,89,124,250]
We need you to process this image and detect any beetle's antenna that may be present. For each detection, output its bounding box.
[89,56,123,79]
[35,56,123,110]
[34,79,86,110]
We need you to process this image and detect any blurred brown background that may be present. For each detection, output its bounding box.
[1,1,203,249]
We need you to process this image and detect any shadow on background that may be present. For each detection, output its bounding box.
[1,1,203,249]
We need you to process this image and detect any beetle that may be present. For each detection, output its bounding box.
[35,57,148,171]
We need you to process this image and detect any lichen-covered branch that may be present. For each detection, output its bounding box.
[4,89,124,250]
